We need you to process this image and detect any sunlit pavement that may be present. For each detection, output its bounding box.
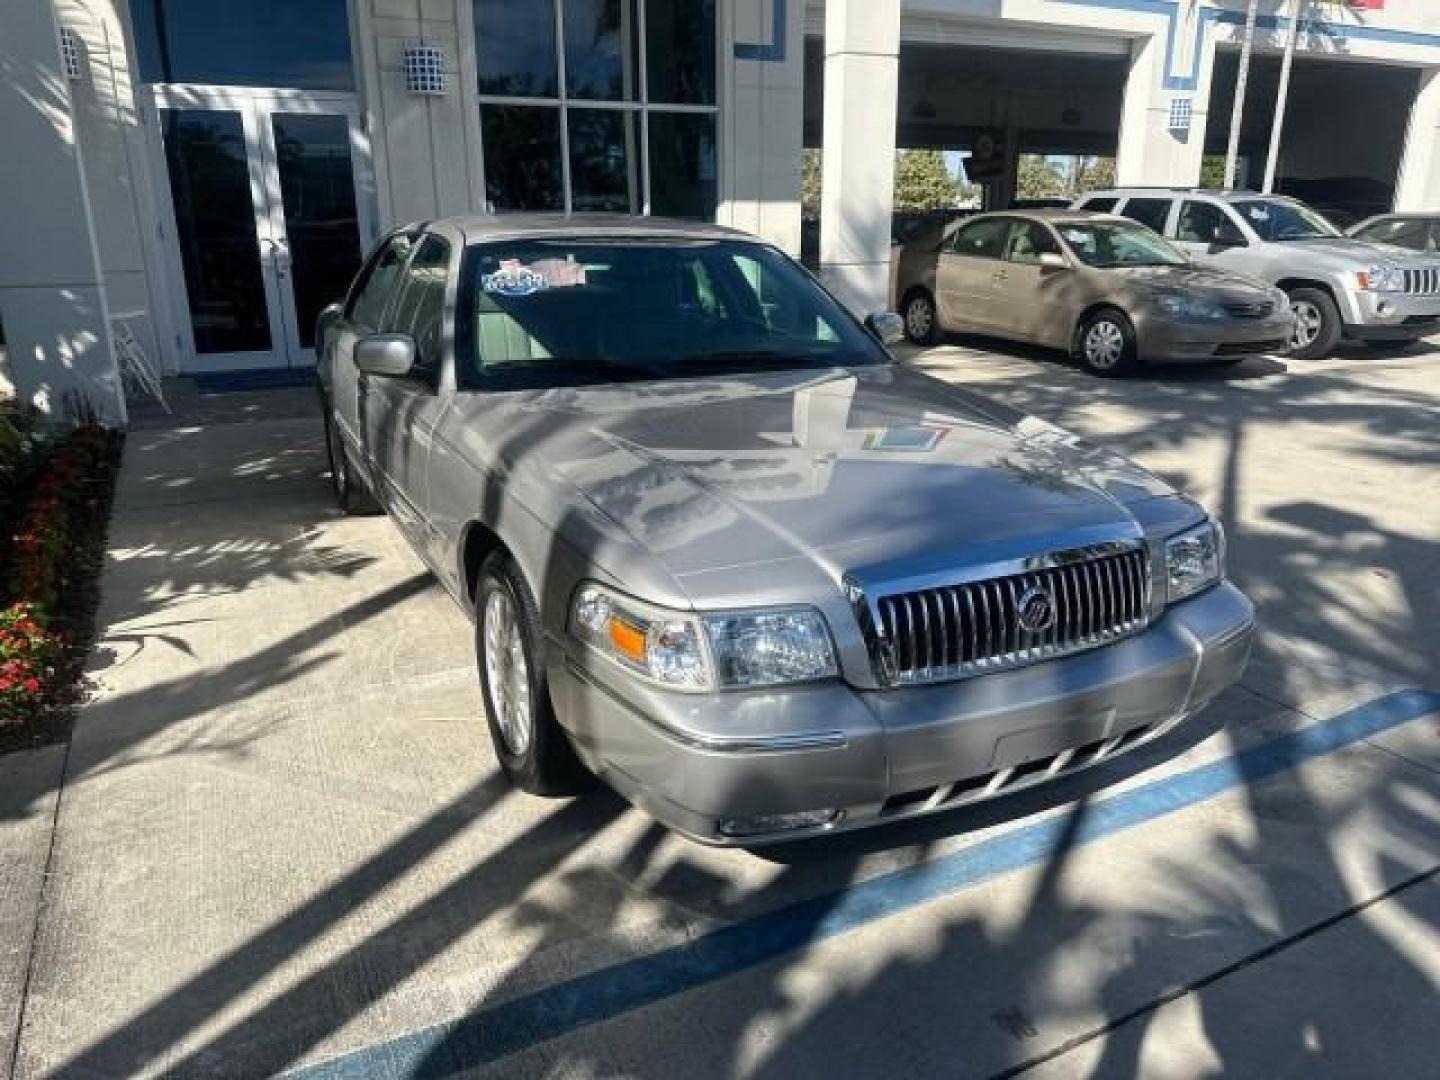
[2,345,1436,1079]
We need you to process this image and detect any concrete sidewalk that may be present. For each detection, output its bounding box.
[4,350,1438,1079]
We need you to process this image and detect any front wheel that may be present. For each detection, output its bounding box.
[1286,287,1343,360]
[1076,310,1138,376]
[475,552,586,796]
[902,289,938,346]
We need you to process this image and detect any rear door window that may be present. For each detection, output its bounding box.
[1118,197,1173,235]
[1176,201,1243,245]
[949,217,1012,259]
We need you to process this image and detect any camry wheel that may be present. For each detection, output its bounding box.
[1286,287,1342,360]
[475,552,586,796]
[1077,310,1137,376]
[902,289,937,346]
[323,407,378,514]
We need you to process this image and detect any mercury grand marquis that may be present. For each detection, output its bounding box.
[317,215,1255,845]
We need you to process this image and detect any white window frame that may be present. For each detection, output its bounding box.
[474,0,722,215]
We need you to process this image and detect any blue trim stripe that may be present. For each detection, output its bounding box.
[734,0,786,62]
[1056,0,1440,94]
[286,688,1439,1080]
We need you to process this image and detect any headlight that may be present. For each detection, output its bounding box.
[570,584,837,691]
[1156,293,1225,320]
[1357,265,1405,292]
[703,610,837,688]
[1165,521,1224,603]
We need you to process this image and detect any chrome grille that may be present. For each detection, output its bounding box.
[1404,267,1440,295]
[873,547,1150,685]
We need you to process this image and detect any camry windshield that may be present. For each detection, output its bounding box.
[1055,222,1188,268]
[459,238,888,388]
[1233,199,1340,241]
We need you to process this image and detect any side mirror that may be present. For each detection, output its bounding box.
[354,333,417,378]
[1038,252,1069,271]
[865,311,906,347]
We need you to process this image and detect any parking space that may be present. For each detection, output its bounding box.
[6,345,1437,1078]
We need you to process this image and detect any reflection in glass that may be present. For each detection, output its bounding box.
[564,0,639,101]
[568,110,640,212]
[272,114,362,349]
[645,0,715,104]
[160,109,270,354]
[648,112,717,220]
[473,0,559,97]
[132,0,352,90]
[481,106,564,211]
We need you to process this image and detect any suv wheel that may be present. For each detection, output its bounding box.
[902,289,938,346]
[1076,310,1138,377]
[1286,287,1342,360]
[475,552,586,796]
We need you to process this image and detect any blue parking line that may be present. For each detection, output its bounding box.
[288,689,1440,1080]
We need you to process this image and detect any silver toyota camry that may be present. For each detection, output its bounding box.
[317,214,1254,845]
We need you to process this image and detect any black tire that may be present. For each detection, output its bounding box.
[322,405,380,514]
[901,288,938,346]
[1075,309,1139,377]
[1286,287,1343,360]
[475,551,586,796]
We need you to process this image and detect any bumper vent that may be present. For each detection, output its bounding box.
[1223,301,1274,319]
[873,546,1151,686]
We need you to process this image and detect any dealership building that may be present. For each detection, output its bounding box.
[4,0,1440,421]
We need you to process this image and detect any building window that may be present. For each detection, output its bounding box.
[130,0,354,91]
[474,0,718,218]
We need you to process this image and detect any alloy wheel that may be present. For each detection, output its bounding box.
[1291,300,1322,350]
[483,589,533,756]
[1084,320,1126,370]
[906,295,934,341]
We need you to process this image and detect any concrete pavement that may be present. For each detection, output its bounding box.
[3,345,1437,1078]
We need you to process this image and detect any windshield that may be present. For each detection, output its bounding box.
[458,238,888,389]
[1233,199,1340,241]
[1054,222,1188,268]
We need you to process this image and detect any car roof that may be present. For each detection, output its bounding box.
[965,208,1128,226]
[437,213,756,246]
[1081,188,1299,204]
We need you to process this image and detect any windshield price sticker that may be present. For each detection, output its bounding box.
[482,261,549,296]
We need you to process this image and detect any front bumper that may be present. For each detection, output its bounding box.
[549,582,1255,845]
[1339,289,1440,340]
[1135,311,1296,363]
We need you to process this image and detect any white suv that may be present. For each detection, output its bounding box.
[1075,189,1440,358]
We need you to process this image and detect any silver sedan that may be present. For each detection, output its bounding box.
[318,214,1254,844]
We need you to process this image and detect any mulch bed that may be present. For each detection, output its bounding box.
[0,424,123,756]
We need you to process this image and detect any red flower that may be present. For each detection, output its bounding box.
[21,677,39,695]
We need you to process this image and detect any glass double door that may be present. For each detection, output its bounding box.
[152,87,373,370]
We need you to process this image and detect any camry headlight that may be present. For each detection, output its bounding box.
[1358,265,1405,292]
[570,584,837,691]
[1156,293,1226,320]
[1165,520,1224,604]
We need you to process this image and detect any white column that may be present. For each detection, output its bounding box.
[1396,69,1440,211]
[1115,31,1211,188]
[819,0,900,316]
[0,0,123,424]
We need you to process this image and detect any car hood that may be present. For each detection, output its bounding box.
[492,365,1185,595]
[1275,236,1440,267]
[1110,265,1273,301]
